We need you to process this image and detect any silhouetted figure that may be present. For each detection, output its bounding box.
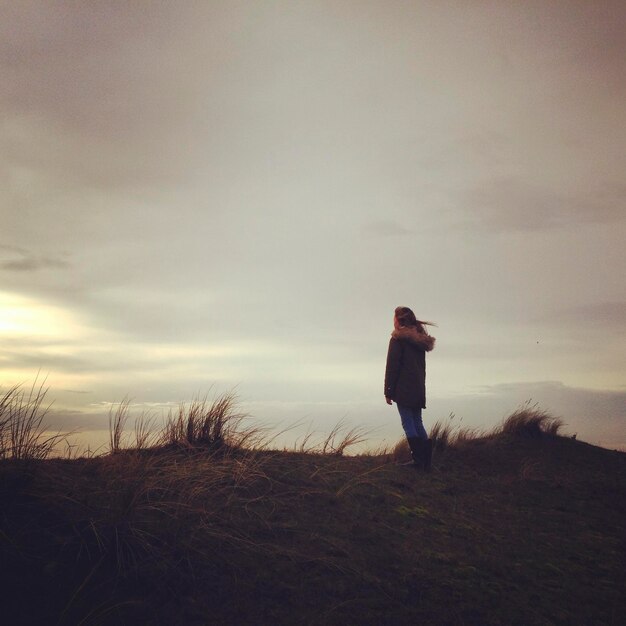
[384,306,436,470]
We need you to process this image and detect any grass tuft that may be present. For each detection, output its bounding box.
[498,402,564,439]
[430,414,457,452]
[430,413,483,454]
[0,379,67,460]
[158,392,245,450]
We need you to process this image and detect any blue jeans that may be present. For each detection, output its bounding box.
[397,403,428,440]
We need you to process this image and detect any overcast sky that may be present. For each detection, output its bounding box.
[1,0,625,451]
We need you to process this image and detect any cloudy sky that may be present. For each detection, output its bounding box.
[1,1,625,451]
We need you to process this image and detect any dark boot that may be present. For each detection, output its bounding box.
[407,437,422,467]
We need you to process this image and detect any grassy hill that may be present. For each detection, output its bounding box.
[1,389,625,625]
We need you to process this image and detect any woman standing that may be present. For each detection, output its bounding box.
[384,306,436,470]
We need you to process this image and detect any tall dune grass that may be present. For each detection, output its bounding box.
[159,392,246,450]
[391,404,565,466]
[0,380,67,460]
[1,377,566,468]
[497,402,564,438]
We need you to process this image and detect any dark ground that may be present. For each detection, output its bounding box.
[1,434,625,625]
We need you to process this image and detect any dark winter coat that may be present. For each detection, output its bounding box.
[384,327,435,409]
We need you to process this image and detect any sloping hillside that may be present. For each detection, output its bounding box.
[1,419,624,625]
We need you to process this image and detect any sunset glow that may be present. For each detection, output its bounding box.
[0,292,77,338]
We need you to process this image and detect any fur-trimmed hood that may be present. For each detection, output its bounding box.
[391,327,436,352]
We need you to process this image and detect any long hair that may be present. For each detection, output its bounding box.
[394,306,437,333]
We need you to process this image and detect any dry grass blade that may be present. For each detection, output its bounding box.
[134,411,157,450]
[0,385,21,458]
[296,427,317,454]
[109,398,131,453]
[331,424,369,456]
[294,420,370,456]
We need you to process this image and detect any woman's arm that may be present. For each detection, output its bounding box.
[384,338,403,401]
